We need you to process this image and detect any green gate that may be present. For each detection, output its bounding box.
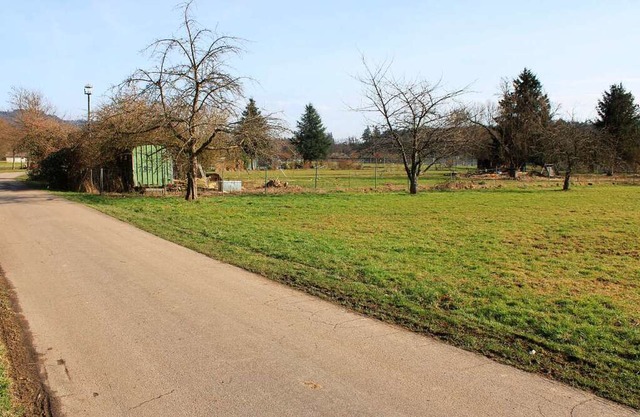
[132,145,173,188]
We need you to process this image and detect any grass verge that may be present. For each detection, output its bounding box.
[65,185,640,409]
[0,268,53,417]
[0,344,13,415]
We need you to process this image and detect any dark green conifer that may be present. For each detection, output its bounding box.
[291,104,331,162]
[595,84,640,173]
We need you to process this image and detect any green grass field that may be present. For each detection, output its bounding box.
[66,184,640,408]
[0,347,12,416]
[0,161,24,173]
[0,285,20,417]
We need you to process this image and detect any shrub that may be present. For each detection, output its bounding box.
[32,147,80,190]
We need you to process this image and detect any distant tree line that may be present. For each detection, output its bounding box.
[468,69,639,186]
[345,64,640,192]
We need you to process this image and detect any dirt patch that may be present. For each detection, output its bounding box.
[431,181,482,191]
[0,267,55,417]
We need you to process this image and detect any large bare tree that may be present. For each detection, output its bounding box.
[10,87,75,165]
[126,1,244,200]
[91,88,172,159]
[356,60,469,194]
[545,117,598,190]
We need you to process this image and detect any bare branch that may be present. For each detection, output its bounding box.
[353,58,469,193]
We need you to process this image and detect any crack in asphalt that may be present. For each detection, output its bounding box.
[128,389,176,411]
[570,398,594,417]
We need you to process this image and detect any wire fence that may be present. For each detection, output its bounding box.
[220,163,476,193]
[85,161,639,195]
[86,167,134,193]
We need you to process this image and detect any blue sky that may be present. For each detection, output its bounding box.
[1,0,639,138]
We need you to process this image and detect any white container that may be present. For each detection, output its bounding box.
[219,180,242,192]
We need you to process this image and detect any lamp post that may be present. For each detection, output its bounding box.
[84,84,97,192]
[84,84,93,127]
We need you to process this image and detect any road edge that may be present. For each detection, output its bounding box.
[0,266,57,417]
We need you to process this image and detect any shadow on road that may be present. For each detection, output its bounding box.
[0,178,57,205]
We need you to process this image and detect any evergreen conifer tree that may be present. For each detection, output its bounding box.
[361,126,372,143]
[497,68,552,175]
[241,98,261,123]
[235,98,274,168]
[595,84,640,173]
[291,104,331,162]
[359,125,385,158]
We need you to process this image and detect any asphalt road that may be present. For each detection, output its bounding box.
[0,172,636,417]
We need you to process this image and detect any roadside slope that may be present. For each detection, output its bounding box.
[0,266,53,416]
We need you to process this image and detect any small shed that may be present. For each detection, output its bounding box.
[131,145,173,188]
[541,164,556,177]
[4,153,27,164]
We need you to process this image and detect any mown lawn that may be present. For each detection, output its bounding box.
[66,185,640,408]
[0,161,24,174]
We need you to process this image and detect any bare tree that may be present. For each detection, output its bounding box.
[545,117,598,190]
[10,87,54,116]
[125,1,244,200]
[356,60,469,194]
[92,88,172,157]
[0,118,19,160]
[10,87,75,165]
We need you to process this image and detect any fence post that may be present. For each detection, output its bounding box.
[264,167,268,194]
[374,158,378,189]
[100,168,104,195]
[162,160,166,195]
[314,163,318,189]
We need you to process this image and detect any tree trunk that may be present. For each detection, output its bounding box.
[400,154,419,195]
[409,180,418,194]
[185,154,198,201]
[607,155,615,176]
[563,169,571,191]
[409,170,418,194]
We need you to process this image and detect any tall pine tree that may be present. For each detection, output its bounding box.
[595,84,640,173]
[236,98,272,168]
[291,104,331,162]
[497,68,552,175]
[359,125,384,158]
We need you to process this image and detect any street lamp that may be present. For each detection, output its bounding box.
[84,83,97,192]
[84,84,92,127]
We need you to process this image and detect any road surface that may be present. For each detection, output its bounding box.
[0,172,636,417]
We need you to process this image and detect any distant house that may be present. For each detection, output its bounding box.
[4,153,27,166]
